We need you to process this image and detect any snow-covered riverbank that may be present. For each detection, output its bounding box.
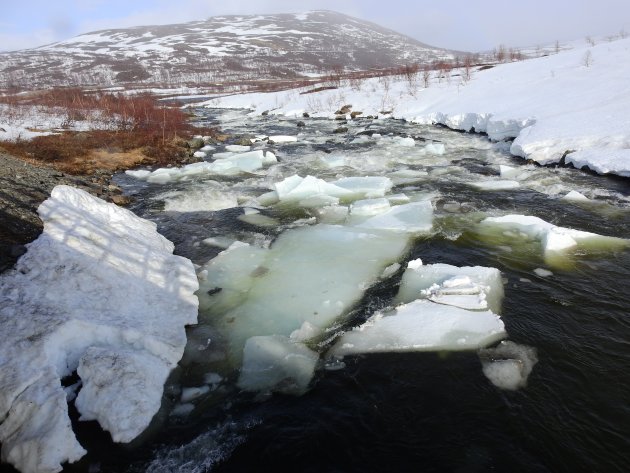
[198,37,630,177]
[0,186,198,473]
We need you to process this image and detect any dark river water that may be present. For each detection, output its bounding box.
[5,109,629,473]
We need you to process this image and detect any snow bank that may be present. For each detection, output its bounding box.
[479,214,628,267]
[205,37,630,177]
[0,186,198,473]
[330,300,506,356]
[565,149,630,177]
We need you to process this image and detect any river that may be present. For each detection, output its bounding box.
[32,108,630,473]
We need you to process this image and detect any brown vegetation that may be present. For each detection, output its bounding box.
[0,88,217,174]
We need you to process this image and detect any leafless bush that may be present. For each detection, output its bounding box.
[583,50,593,67]
[586,36,596,46]
[422,66,431,88]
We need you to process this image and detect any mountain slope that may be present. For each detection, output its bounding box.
[0,11,463,89]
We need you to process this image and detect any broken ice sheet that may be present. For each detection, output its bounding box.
[330,299,506,357]
[394,259,504,313]
[477,214,628,268]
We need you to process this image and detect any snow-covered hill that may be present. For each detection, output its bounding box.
[0,11,461,89]
[201,36,630,177]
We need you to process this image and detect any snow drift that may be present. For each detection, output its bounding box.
[0,186,199,473]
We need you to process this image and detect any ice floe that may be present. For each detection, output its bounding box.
[394,259,504,313]
[0,186,198,473]
[478,214,628,267]
[330,300,506,357]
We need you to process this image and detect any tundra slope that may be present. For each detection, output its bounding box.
[0,10,460,89]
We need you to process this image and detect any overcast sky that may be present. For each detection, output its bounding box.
[1,0,628,52]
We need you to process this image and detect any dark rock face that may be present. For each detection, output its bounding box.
[0,153,125,272]
[0,11,464,89]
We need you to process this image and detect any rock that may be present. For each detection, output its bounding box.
[111,195,132,206]
[234,136,253,146]
[0,127,6,132]
[350,111,363,119]
[188,138,204,149]
[335,116,347,121]
[333,126,349,134]
[261,110,269,116]
[107,184,123,194]
[302,112,310,118]
[297,121,306,127]
[335,104,352,115]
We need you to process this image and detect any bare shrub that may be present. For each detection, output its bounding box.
[583,50,593,67]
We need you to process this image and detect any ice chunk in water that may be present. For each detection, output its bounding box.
[470,180,520,191]
[330,300,506,356]
[319,155,346,168]
[273,175,352,203]
[332,176,393,198]
[349,198,391,217]
[225,145,251,152]
[355,201,433,234]
[125,169,151,179]
[479,341,538,390]
[180,386,211,403]
[562,190,590,202]
[199,224,410,362]
[238,335,318,395]
[395,260,504,313]
[268,135,298,143]
[479,214,628,267]
[422,143,445,155]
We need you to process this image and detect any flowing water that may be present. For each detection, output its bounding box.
[17,109,630,473]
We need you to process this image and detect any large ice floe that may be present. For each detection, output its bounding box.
[196,218,435,394]
[331,259,506,356]
[0,186,198,473]
[478,214,628,268]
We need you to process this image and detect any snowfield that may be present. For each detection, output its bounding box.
[201,37,630,177]
[0,186,198,473]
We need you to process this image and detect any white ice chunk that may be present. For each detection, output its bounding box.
[332,176,393,198]
[479,341,538,390]
[533,268,553,277]
[180,385,211,403]
[211,152,235,159]
[331,300,506,356]
[125,169,151,179]
[268,135,298,143]
[470,180,520,191]
[290,321,323,342]
[225,145,251,152]
[0,186,198,472]
[355,201,433,234]
[422,143,445,155]
[395,260,504,314]
[349,198,391,217]
[319,155,346,168]
[159,186,238,212]
[499,165,522,179]
[395,137,416,147]
[562,190,590,202]
[238,335,318,395]
[273,175,352,203]
[193,151,207,158]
